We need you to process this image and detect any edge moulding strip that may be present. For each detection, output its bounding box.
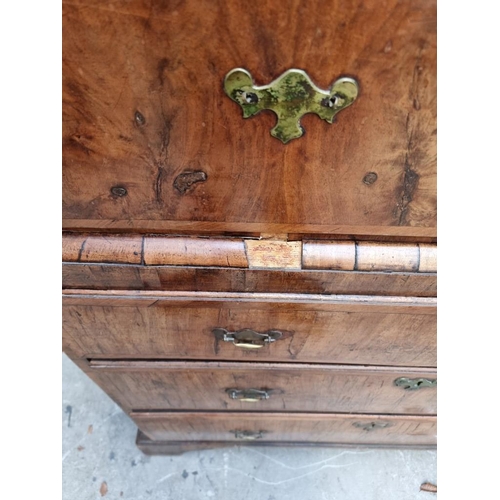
[62,233,437,273]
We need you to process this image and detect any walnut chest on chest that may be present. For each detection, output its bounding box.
[62,0,437,454]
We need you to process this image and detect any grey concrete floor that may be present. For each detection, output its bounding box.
[62,354,437,499]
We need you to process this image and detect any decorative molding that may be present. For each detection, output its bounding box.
[63,233,436,273]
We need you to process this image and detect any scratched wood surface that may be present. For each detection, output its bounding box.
[132,412,437,446]
[85,360,437,414]
[62,263,437,296]
[62,294,436,366]
[62,0,436,237]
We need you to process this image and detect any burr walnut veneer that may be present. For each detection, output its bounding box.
[63,0,437,454]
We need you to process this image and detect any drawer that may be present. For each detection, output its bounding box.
[63,0,436,238]
[87,360,437,415]
[63,292,436,367]
[131,411,437,447]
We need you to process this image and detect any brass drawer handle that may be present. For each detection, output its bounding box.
[226,388,270,402]
[352,421,394,432]
[394,377,437,390]
[233,430,265,440]
[212,328,283,349]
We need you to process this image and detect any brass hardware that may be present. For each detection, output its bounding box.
[212,328,283,349]
[352,421,394,432]
[224,68,359,143]
[226,388,271,402]
[232,342,263,350]
[394,377,437,390]
[233,430,265,440]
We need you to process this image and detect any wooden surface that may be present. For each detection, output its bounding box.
[63,0,436,237]
[302,241,435,272]
[61,289,437,306]
[62,233,143,264]
[419,243,437,272]
[245,240,302,269]
[62,0,437,451]
[85,360,437,414]
[303,241,356,270]
[135,430,436,455]
[356,243,419,272]
[63,293,436,366]
[143,236,248,267]
[132,412,437,447]
[62,263,437,296]
[63,221,437,238]
[63,233,437,272]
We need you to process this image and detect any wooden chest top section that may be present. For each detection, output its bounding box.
[63,0,436,237]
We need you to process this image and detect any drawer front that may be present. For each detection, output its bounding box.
[131,411,437,447]
[63,0,436,237]
[63,294,436,367]
[87,361,437,415]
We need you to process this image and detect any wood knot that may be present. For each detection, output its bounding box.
[134,111,146,126]
[173,170,207,194]
[363,172,378,185]
[110,186,128,197]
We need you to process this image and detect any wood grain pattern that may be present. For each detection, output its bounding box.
[132,412,437,447]
[62,263,437,296]
[245,240,301,269]
[62,1,438,452]
[85,360,437,414]
[62,233,88,261]
[356,242,420,272]
[303,241,437,272]
[62,289,437,308]
[62,0,436,236]
[63,233,436,271]
[290,234,437,244]
[303,241,355,270]
[62,293,436,366]
[62,233,142,264]
[143,236,248,267]
[419,243,437,272]
[63,220,438,238]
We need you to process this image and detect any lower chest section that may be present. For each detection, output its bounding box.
[63,274,437,452]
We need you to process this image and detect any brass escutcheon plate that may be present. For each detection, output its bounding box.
[224,68,359,143]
